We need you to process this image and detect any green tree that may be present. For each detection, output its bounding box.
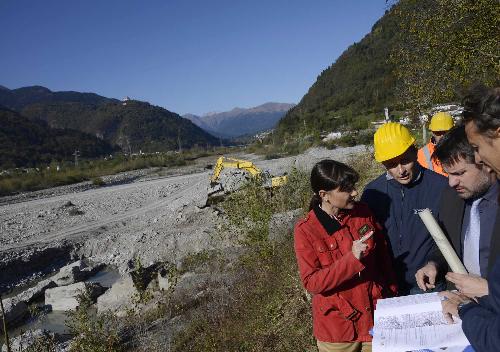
[391,0,500,109]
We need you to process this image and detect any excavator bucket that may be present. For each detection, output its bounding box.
[207,182,224,197]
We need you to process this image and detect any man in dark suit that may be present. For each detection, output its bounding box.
[438,85,500,352]
[415,125,499,299]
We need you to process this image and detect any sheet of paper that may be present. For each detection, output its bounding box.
[373,323,470,352]
[373,292,470,352]
[375,292,444,317]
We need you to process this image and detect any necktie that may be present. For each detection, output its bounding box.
[463,198,481,276]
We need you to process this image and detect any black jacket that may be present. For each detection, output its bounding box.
[361,166,448,293]
[460,257,500,351]
[433,185,500,277]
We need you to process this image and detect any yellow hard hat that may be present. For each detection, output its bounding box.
[428,112,454,132]
[374,122,416,162]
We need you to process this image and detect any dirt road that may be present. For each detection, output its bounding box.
[0,172,209,251]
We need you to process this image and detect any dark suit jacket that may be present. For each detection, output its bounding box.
[433,186,500,277]
[460,257,500,352]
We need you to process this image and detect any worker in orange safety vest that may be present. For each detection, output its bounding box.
[417,112,454,176]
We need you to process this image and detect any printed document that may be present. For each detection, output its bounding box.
[372,292,470,352]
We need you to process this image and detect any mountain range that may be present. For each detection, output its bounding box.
[0,86,220,167]
[184,102,294,138]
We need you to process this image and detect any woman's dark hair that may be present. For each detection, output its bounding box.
[309,159,359,211]
[433,125,475,166]
[462,84,500,136]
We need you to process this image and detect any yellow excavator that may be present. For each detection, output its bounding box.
[209,156,287,196]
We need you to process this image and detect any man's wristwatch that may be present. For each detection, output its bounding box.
[457,300,473,316]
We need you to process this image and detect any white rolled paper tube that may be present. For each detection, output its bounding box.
[417,208,468,274]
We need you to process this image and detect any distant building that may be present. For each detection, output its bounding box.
[399,117,411,125]
[322,131,342,142]
[122,96,131,106]
[430,104,464,123]
[371,120,386,128]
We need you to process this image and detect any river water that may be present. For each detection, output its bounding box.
[1,266,121,344]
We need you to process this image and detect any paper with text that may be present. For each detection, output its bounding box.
[373,292,470,352]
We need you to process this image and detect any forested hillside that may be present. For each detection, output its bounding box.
[0,86,220,153]
[0,107,116,168]
[21,100,220,152]
[275,0,499,142]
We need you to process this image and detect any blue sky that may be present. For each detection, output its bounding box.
[0,0,388,115]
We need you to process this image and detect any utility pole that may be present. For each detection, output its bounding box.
[1,294,11,352]
[419,113,429,145]
[125,137,132,156]
[73,150,80,167]
[177,127,182,153]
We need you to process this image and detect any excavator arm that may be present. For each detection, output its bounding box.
[210,156,262,184]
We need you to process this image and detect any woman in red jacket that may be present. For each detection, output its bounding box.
[294,159,397,352]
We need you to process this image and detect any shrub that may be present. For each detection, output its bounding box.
[23,335,58,352]
[221,167,309,246]
[66,289,121,352]
[91,177,106,187]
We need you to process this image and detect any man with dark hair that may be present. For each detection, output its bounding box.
[463,85,500,176]
[415,125,499,297]
[361,122,448,295]
[438,85,500,352]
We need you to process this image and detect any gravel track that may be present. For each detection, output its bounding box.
[0,172,208,251]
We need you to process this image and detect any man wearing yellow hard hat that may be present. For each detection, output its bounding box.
[417,112,454,176]
[361,122,448,295]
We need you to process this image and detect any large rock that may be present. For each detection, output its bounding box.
[172,272,210,300]
[2,329,56,352]
[97,274,138,316]
[208,170,248,197]
[16,278,56,303]
[157,268,172,291]
[55,340,72,352]
[268,209,303,242]
[1,297,28,328]
[52,260,88,286]
[45,282,104,311]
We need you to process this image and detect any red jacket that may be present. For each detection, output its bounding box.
[294,202,397,343]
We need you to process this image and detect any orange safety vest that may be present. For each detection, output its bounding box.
[417,142,447,176]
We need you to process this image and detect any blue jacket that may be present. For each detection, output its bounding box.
[460,257,500,352]
[361,165,448,293]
